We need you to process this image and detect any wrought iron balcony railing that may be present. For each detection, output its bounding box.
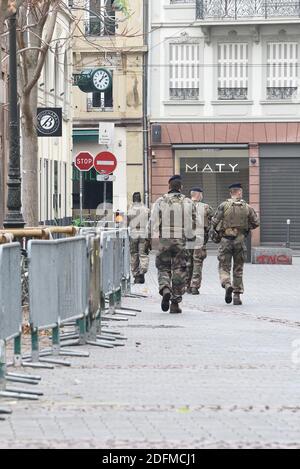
[267,86,298,99]
[170,88,200,100]
[196,0,300,20]
[218,87,248,100]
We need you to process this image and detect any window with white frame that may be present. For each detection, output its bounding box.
[218,43,249,100]
[267,42,298,100]
[169,43,200,100]
[87,0,115,36]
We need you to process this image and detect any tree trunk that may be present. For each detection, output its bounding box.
[21,86,39,226]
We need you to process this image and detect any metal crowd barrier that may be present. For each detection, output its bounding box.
[80,227,140,318]
[22,237,90,366]
[121,228,131,294]
[0,243,41,402]
[0,225,136,414]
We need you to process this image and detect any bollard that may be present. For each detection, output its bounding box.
[286,219,291,248]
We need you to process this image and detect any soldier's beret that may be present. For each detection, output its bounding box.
[229,183,243,190]
[190,187,203,193]
[168,175,182,183]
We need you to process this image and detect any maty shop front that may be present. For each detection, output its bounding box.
[150,122,300,249]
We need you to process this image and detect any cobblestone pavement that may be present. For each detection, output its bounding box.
[0,255,299,449]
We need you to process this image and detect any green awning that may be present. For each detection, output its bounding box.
[73,129,99,142]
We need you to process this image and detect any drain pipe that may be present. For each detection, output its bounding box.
[143,0,149,207]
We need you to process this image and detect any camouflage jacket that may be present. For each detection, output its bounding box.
[127,202,150,239]
[192,200,214,245]
[150,191,196,241]
[212,198,260,239]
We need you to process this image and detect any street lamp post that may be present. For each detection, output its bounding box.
[3,13,25,229]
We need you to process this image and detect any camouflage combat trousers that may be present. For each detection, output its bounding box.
[218,237,247,294]
[130,238,149,277]
[155,239,187,303]
[186,246,207,289]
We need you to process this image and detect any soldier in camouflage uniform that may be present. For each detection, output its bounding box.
[186,187,214,295]
[150,175,196,314]
[127,192,150,284]
[211,183,260,305]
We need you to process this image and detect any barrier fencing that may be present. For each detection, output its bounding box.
[0,226,135,415]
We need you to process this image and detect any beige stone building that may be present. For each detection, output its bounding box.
[72,0,147,217]
[1,2,73,226]
[37,2,73,224]
[0,13,8,227]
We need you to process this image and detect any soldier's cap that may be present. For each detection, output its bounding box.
[190,187,203,193]
[229,183,243,190]
[168,175,182,184]
[133,192,141,198]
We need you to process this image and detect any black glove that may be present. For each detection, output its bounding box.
[210,228,222,244]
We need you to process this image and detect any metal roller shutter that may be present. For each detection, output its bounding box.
[260,152,300,247]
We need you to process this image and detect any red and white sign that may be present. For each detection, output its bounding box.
[74,151,94,171]
[94,151,117,175]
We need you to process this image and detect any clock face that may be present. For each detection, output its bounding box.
[92,69,111,91]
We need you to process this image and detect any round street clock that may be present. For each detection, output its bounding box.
[92,69,111,91]
[78,68,112,93]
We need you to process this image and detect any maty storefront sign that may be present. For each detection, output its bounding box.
[185,163,239,173]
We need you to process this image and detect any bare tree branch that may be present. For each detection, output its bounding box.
[21,0,59,95]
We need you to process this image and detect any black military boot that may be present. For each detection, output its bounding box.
[191,288,200,295]
[186,287,193,294]
[161,288,171,312]
[233,293,242,305]
[225,285,233,304]
[134,276,140,284]
[170,301,182,314]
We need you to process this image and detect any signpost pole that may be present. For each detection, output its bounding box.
[80,172,83,225]
[103,181,107,217]
[94,152,117,222]
[74,151,94,225]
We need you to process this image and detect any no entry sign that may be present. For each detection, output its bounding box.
[74,151,94,171]
[94,151,117,175]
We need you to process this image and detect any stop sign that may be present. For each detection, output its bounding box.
[94,151,117,175]
[74,151,94,171]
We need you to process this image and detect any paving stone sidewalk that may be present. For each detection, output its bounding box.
[0,255,299,449]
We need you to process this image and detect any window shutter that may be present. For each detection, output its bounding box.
[267,42,298,99]
[218,43,249,100]
[169,43,200,100]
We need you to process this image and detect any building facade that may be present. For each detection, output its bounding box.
[0,11,8,227]
[37,2,73,225]
[72,0,147,219]
[149,0,300,247]
[1,2,73,227]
